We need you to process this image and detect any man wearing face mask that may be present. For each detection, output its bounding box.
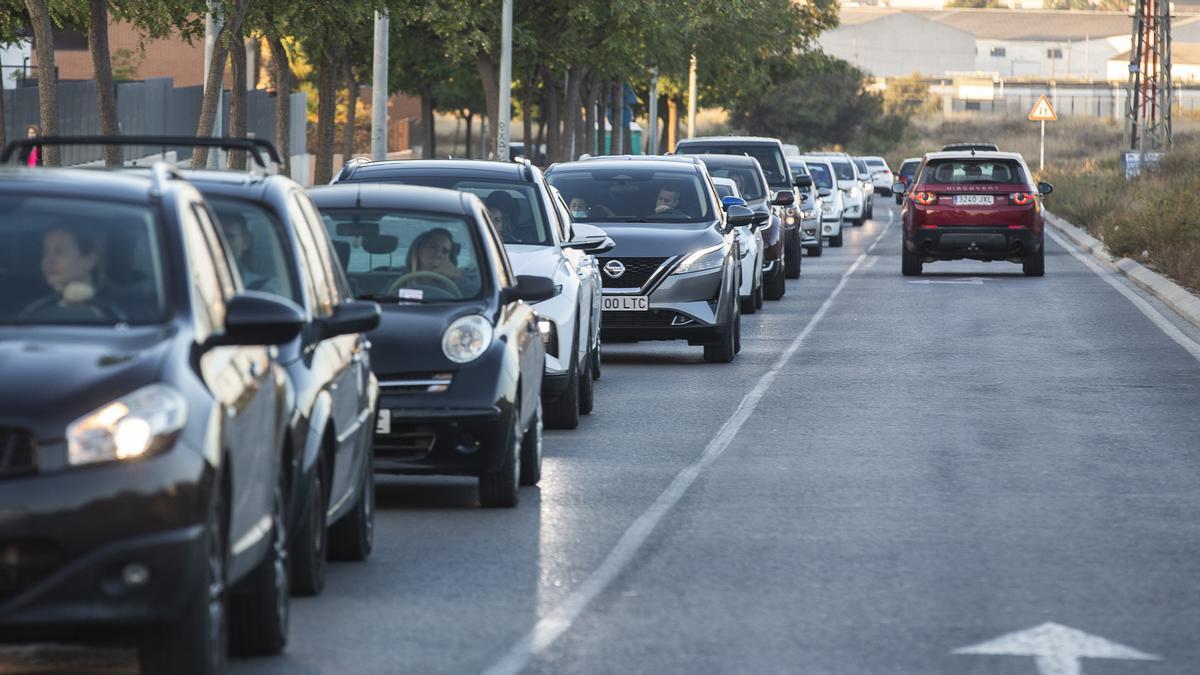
[568,196,613,220]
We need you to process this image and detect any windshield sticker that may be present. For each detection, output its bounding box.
[397,288,424,301]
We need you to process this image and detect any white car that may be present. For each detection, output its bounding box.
[808,152,866,226]
[711,177,765,314]
[860,156,895,195]
[798,156,846,247]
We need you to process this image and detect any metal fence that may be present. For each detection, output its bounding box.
[932,81,1200,118]
[3,77,306,166]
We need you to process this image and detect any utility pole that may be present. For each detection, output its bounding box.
[687,52,697,138]
[1127,0,1173,154]
[647,68,659,155]
[497,0,513,161]
[203,6,223,168]
[371,10,389,160]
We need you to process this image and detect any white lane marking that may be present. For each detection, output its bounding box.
[954,622,1161,675]
[1046,228,1200,363]
[907,277,987,286]
[481,217,896,675]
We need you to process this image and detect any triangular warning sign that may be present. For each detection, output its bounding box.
[1028,95,1057,121]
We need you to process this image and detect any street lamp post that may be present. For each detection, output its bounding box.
[647,69,659,155]
[687,52,697,139]
[497,0,513,161]
[371,10,389,160]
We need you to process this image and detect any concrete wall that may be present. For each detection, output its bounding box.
[819,14,976,78]
[975,36,1129,80]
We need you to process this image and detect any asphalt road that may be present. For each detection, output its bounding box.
[6,201,1200,675]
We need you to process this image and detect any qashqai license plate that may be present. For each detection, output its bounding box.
[603,296,649,311]
[953,195,994,206]
[375,409,391,435]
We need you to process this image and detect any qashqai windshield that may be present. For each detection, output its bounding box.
[546,168,713,224]
[320,209,485,303]
[0,195,167,325]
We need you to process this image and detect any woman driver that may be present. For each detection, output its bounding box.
[401,228,478,296]
[22,225,121,320]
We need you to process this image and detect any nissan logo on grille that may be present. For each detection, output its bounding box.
[603,260,626,279]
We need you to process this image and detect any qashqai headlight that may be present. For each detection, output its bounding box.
[442,314,494,363]
[672,244,725,275]
[67,384,188,466]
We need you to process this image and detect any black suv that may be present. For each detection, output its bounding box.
[0,163,302,674]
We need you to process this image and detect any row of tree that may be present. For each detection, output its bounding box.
[0,0,842,175]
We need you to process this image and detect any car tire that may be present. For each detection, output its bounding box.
[901,240,923,276]
[519,399,543,486]
[754,283,764,310]
[329,451,374,562]
[578,348,595,415]
[740,291,756,315]
[591,336,602,380]
[829,232,844,248]
[703,307,737,364]
[895,195,902,205]
[479,408,521,508]
[807,242,823,257]
[229,471,289,656]
[289,454,327,596]
[544,336,580,430]
[139,481,227,675]
[764,262,785,300]
[784,231,802,279]
[1023,241,1045,277]
[733,305,742,355]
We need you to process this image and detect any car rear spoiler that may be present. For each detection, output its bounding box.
[1,135,283,169]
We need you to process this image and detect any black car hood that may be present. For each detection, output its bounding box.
[587,221,723,258]
[0,326,173,438]
[367,303,488,377]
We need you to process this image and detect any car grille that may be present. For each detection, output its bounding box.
[375,424,437,462]
[602,310,690,328]
[599,257,670,290]
[0,540,66,601]
[0,429,36,478]
[378,372,455,394]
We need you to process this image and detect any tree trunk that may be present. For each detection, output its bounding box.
[610,81,624,156]
[521,67,535,160]
[667,96,679,152]
[543,69,559,165]
[342,53,358,161]
[193,0,248,168]
[464,110,473,159]
[24,0,59,166]
[267,30,290,176]
[534,116,545,162]
[0,84,7,151]
[658,93,670,154]
[475,50,499,159]
[566,65,586,161]
[88,0,121,166]
[582,74,596,157]
[228,35,247,171]
[313,49,337,184]
[621,83,633,154]
[420,89,435,159]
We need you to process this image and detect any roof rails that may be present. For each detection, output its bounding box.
[0,135,283,169]
[510,155,534,180]
[149,161,184,198]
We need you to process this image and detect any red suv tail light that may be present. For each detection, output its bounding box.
[911,191,938,206]
[1010,192,1036,206]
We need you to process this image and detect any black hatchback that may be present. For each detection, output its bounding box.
[0,165,303,674]
[309,184,554,507]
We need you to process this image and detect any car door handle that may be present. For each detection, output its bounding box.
[352,351,364,364]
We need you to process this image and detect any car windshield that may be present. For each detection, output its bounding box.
[712,181,738,199]
[347,175,552,246]
[702,165,766,201]
[546,168,713,224]
[900,161,920,178]
[852,158,869,174]
[805,163,834,190]
[830,160,856,181]
[207,196,299,304]
[677,144,789,188]
[0,195,167,325]
[867,159,888,169]
[922,159,1027,185]
[319,209,484,303]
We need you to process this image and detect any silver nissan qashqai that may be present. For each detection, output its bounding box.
[545,155,750,364]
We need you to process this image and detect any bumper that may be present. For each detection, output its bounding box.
[600,266,727,344]
[906,226,1043,261]
[373,404,513,476]
[801,216,820,245]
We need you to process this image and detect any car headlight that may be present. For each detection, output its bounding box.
[442,314,494,363]
[847,187,860,198]
[67,384,188,466]
[537,317,559,355]
[672,244,725,275]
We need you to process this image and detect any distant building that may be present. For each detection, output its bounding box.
[1107,43,1200,82]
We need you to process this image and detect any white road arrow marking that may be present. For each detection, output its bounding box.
[907,277,987,285]
[954,622,1161,675]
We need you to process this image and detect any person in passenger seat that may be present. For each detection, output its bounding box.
[220,213,281,295]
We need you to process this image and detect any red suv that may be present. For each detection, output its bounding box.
[897,152,1053,277]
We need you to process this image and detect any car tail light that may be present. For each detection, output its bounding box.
[911,191,938,206]
[1010,192,1036,206]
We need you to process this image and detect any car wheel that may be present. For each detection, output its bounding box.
[733,304,742,355]
[578,348,595,415]
[740,291,756,315]
[479,408,521,508]
[754,282,764,310]
[829,232,844,248]
[544,336,580,430]
[591,336,602,380]
[230,470,289,656]
[289,453,327,596]
[519,399,543,486]
[703,307,737,364]
[329,451,374,562]
[784,231,801,279]
[895,195,902,205]
[808,242,823,257]
[764,261,785,301]
[139,480,227,675]
[1023,242,1045,277]
[901,240,923,276]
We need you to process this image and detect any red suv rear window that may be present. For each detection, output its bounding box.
[921,159,1027,185]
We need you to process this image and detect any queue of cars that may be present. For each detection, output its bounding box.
[0,131,881,673]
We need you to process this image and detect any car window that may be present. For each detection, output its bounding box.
[0,195,168,326]
[346,175,552,246]
[295,193,347,306]
[550,189,576,243]
[702,165,766,201]
[180,203,228,336]
[921,159,1027,185]
[866,159,887,169]
[480,210,515,288]
[830,160,856,181]
[805,162,834,190]
[320,208,485,303]
[287,194,337,317]
[677,144,789,188]
[713,181,737,199]
[546,168,713,224]
[900,161,920,178]
[208,196,299,304]
[852,158,869,174]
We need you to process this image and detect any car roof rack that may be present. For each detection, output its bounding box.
[510,155,534,180]
[0,135,283,169]
[149,161,185,198]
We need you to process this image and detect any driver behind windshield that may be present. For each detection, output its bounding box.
[407,227,477,295]
[21,225,122,321]
[654,187,684,216]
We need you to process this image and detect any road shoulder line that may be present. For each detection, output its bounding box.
[479,218,894,675]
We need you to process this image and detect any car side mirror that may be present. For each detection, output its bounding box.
[1037,181,1053,196]
[503,275,556,304]
[793,175,813,189]
[208,292,305,348]
[818,188,832,198]
[891,182,906,195]
[770,190,795,207]
[319,300,381,339]
[750,211,770,230]
[562,222,615,254]
[726,204,755,229]
[721,195,748,210]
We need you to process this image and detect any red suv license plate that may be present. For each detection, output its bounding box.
[953,195,994,206]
